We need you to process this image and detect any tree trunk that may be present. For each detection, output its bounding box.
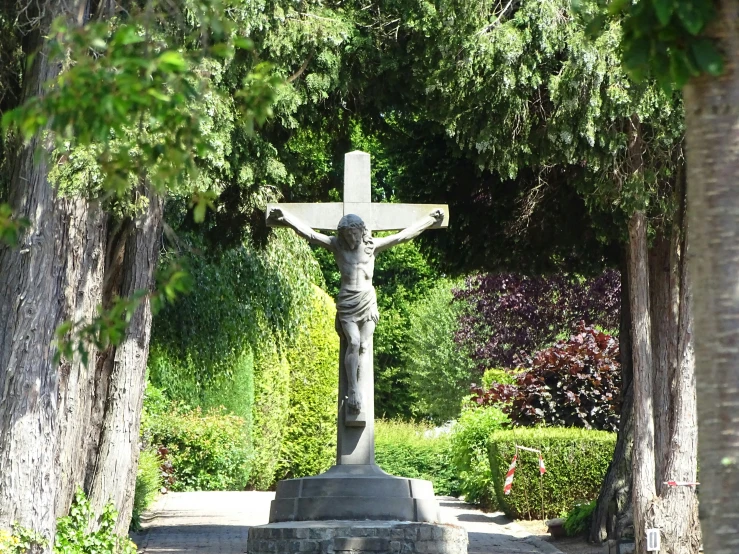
[86,189,163,533]
[648,229,677,485]
[0,2,162,539]
[685,3,739,552]
[0,3,97,547]
[629,210,657,554]
[54,202,107,519]
[590,253,634,543]
[658,176,701,554]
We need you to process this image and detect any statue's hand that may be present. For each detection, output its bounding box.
[430,208,444,222]
[268,206,285,223]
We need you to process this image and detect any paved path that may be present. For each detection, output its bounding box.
[130,491,563,554]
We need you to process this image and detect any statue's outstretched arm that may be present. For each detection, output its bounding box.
[374,209,444,254]
[267,207,333,249]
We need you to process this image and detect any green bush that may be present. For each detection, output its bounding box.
[375,420,458,496]
[131,448,162,530]
[277,286,339,480]
[55,488,137,553]
[147,229,321,463]
[481,368,517,388]
[488,428,616,519]
[148,345,255,427]
[249,334,291,490]
[405,279,477,423]
[143,406,251,491]
[450,405,510,509]
[0,525,47,554]
[563,499,597,537]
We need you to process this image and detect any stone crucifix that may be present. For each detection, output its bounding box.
[266,151,448,467]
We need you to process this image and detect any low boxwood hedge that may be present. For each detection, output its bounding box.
[375,420,459,496]
[488,427,615,519]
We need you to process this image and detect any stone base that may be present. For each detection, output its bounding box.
[247,520,468,554]
[270,465,441,523]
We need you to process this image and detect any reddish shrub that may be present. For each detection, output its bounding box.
[471,323,621,431]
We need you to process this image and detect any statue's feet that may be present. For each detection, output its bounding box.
[347,388,362,414]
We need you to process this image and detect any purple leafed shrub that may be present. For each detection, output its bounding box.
[471,324,621,432]
[453,270,620,370]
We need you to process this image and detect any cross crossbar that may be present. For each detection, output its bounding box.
[266,151,449,231]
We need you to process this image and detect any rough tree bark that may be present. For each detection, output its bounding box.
[658,176,701,554]
[590,255,634,543]
[1,1,164,542]
[648,229,677,485]
[684,3,739,552]
[0,2,103,546]
[86,189,163,533]
[628,210,657,554]
[54,202,107,518]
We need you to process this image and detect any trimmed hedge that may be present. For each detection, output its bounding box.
[249,335,291,490]
[375,420,459,496]
[144,406,251,491]
[278,286,339,480]
[488,428,616,519]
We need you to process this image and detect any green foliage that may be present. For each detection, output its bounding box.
[450,406,510,509]
[405,279,476,423]
[278,286,339,480]
[481,369,517,388]
[0,524,47,554]
[250,337,291,490]
[381,0,682,221]
[142,381,171,416]
[149,228,319,418]
[375,420,459,497]
[488,427,616,519]
[148,344,255,425]
[131,448,163,530]
[2,5,278,200]
[576,0,721,90]
[54,488,136,554]
[148,229,332,491]
[563,499,597,537]
[142,405,251,491]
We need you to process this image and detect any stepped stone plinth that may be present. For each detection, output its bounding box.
[247,520,468,554]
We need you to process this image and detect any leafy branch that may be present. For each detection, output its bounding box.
[53,260,193,365]
[575,0,722,90]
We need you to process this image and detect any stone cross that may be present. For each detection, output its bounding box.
[266,151,448,468]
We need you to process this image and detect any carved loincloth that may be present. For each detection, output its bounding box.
[335,286,379,328]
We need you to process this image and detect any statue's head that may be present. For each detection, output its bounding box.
[337,214,373,252]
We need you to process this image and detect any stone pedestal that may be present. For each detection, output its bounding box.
[247,520,468,554]
[269,464,441,523]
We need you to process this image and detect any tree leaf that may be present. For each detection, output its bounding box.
[691,38,724,76]
[157,51,187,71]
[676,0,709,35]
[652,0,675,26]
[607,0,630,15]
[193,198,207,223]
[669,49,695,89]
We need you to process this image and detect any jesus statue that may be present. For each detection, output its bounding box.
[267,207,445,414]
